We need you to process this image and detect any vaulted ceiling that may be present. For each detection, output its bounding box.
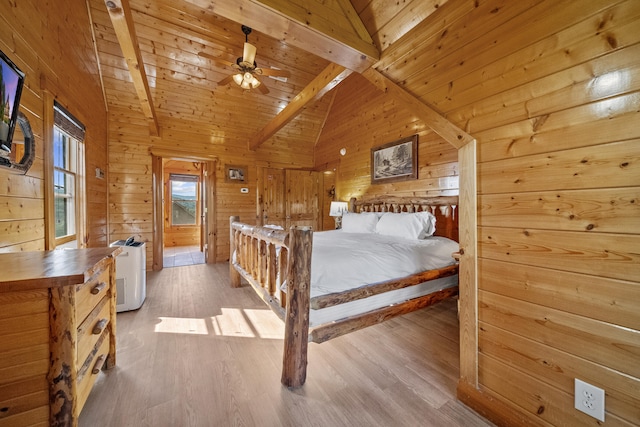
[87,0,449,151]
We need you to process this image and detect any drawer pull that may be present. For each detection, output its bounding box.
[92,318,109,335]
[91,282,107,295]
[92,354,107,374]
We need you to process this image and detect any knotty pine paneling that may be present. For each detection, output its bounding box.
[0,1,108,251]
[319,0,640,425]
[0,288,50,426]
[107,110,313,267]
[479,188,640,234]
[479,327,639,426]
[478,353,633,426]
[479,258,640,333]
[315,73,459,202]
[369,0,640,424]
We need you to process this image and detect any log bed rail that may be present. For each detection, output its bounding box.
[229,196,459,388]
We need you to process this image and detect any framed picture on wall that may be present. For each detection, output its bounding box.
[225,165,247,183]
[371,134,418,184]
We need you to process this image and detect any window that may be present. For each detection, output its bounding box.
[170,174,199,226]
[54,129,77,241]
[52,102,86,248]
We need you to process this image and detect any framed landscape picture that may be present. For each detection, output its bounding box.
[371,135,418,184]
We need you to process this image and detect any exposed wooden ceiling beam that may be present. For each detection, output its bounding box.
[104,0,159,136]
[249,63,353,150]
[182,0,379,73]
[361,68,474,150]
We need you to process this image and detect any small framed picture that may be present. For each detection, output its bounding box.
[225,165,247,183]
[371,135,418,184]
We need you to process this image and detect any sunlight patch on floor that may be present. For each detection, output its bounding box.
[154,308,284,339]
[211,308,284,339]
[155,317,208,334]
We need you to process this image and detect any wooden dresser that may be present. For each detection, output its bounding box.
[0,247,122,427]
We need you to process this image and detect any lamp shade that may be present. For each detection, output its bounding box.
[329,201,348,217]
[242,42,257,65]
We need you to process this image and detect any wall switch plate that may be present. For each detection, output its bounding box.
[575,378,605,422]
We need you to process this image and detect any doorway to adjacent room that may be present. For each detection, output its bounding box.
[151,150,216,270]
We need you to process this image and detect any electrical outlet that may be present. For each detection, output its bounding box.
[575,378,605,422]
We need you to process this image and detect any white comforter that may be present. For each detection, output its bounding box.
[309,230,459,298]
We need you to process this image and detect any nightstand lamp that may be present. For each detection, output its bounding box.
[329,201,349,229]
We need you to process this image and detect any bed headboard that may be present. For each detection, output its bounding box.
[348,196,459,242]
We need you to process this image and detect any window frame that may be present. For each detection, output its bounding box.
[53,128,78,245]
[169,173,200,227]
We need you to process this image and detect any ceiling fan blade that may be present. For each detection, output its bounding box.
[258,68,291,78]
[198,52,235,68]
[256,77,269,94]
[218,75,234,86]
[242,42,257,65]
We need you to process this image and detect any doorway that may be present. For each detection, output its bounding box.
[151,150,216,271]
[163,159,205,267]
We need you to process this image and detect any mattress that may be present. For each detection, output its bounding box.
[300,230,459,326]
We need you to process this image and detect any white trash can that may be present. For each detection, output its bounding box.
[110,239,146,312]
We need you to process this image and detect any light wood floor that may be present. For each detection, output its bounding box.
[80,263,492,427]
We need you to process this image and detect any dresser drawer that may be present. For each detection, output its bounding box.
[76,330,110,412]
[77,296,110,367]
[76,267,110,323]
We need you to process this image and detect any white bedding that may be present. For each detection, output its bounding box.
[307,230,459,326]
[310,230,459,298]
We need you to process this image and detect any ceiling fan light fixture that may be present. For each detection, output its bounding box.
[250,76,261,89]
[232,74,243,85]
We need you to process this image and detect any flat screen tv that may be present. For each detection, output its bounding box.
[0,49,25,159]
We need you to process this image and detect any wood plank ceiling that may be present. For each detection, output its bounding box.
[87,0,448,151]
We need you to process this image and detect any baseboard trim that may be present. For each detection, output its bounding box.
[457,380,541,427]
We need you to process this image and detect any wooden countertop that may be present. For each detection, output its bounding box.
[0,247,122,292]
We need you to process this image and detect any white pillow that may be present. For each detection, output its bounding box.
[341,212,379,233]
[375,212,436,239]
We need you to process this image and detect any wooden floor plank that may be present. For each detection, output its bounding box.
[79,263,493,427]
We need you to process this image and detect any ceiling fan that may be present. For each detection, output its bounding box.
[199,25,291,94]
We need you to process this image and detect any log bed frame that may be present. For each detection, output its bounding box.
[229,195,459,388]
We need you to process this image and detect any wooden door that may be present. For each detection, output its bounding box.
[286,170,320,230]
[259,168,286,227]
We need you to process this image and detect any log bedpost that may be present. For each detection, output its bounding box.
[281,226,313,388]
[229,216,241,288]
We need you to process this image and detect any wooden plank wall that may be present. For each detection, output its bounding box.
[469,1,640,424]
[0,289,50,426]
[314,72,459,202]
[320,0,640,425]
[0,1,108,252]
[107,120,318,268]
